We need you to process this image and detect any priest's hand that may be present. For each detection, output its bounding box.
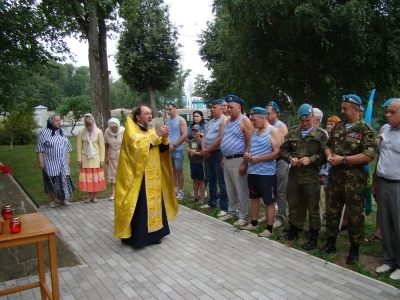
[157,125,169,137]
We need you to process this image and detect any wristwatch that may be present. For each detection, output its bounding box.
[342,155,348,164]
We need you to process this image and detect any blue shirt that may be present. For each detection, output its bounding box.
[168,116,184,150]
[204,116,225,148]
[248,127,275,175]
[220,115,246,156]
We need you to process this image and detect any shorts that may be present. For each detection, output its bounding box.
[190,162,205,180]
[171,149,184,170]
[248,174,277,205]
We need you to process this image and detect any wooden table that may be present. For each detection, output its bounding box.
[0,212,60,300]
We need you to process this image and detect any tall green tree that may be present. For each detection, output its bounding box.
[161,66,191,108]
[192,74,208,98]
[116,0,180,115]
[58,95,91,136]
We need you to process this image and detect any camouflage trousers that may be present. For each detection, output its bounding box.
[326,167,366,245]
[287,176,321,230]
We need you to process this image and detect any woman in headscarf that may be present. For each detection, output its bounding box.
[36,113,75,208]
[77,113,106,203]
[104,117,125,201]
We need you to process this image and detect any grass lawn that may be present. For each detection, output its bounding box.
[1,141,399,289]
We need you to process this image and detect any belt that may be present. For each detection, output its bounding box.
[335,165,364,170]
[276,157,282,162]
[225,154,244,159]
[209,149,221,154]
[379,177,400,184]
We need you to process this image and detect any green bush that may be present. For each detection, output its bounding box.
[0,112,38,145]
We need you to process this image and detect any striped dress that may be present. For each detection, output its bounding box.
[36,128,75,200]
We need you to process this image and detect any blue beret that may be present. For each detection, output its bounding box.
[166,100,176,107]
[225,94,244,106]
[209,99,223,107]
[297,104,313,119]
[342,94,362,106]
[192,125,201,131]
[382,98,396,109]
[249,107,267,115]
[267,101,280,116]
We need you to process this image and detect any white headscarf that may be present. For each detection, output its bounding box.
[106,117,125,136]
[84,113,97,159]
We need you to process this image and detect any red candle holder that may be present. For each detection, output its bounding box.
[9,217,21,234]
[2,205,13,220]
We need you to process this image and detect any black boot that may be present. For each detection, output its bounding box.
[346,244,359,265]
[279,224,299,240]
[318,237,336,254]
[284,226,303,233]
[302,229,319,250]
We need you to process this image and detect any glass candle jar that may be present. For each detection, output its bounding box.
[2,205,12,220]
[9,217,21,234]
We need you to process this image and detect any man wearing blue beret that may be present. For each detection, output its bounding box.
[279,104,328,250]
[218,95,254,226]
[319,94,376,265]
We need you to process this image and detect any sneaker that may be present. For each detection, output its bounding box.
[49,201,56,208]
[376,264,394,274]
[258,216,267,223]
[200,204,212,209]
[233,219,247,226]
[258,229,272,238]
[240,223,258,231]
[218,211,227,217]
[389,269,400,280]
[274,203,278,211]
[273,218,283,228]
[219,214,237,222]
[177,191,184,201]
[109,197,114,201]
[61,200,71,206]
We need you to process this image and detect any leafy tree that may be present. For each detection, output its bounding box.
[116,0,180,115]
[161,66,191,108]
[192,74,208,98]
[65,74,90,97]
[58,95,91,136]
[110,78,142,109]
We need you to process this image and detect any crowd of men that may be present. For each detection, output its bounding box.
[161,94,400,279]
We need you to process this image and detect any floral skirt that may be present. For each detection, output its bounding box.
[78,167,106,192]
[43,171,75,201]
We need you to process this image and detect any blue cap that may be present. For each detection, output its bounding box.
[191,125,201,131]
[382,98,396,109]
[267,101,280,116]
[166,100,176,107]
[209,99,223,107]
[225,94,244,107]
[342,94,362,106]
[297,104,313,119]
[249,107,267,115]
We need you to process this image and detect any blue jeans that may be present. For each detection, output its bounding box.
[205,150,228,212]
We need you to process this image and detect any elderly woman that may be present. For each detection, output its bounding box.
[36,113,75,208]
[77,113,106,203]
[104,118,125,201]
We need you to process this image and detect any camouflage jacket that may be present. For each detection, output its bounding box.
[281,125,328,183]
[326,120,376,161]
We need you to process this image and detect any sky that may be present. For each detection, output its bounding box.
[65,0,214,83]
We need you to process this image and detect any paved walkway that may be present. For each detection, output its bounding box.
[1,200,400,300]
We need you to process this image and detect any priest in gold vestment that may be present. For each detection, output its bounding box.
[114,105,178,247]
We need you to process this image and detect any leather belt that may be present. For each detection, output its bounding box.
[225,154,244,159]
[379,177,400,184]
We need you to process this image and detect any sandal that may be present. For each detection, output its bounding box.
[365,233,381,242]
[92,199,98,203]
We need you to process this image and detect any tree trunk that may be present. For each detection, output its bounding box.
[87,1,103,129]
[148,88,157,117]
[99,17,111,126]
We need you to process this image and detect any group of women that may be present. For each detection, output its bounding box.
[36,113,125,207]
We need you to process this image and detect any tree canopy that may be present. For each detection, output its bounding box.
[199,0,400,115]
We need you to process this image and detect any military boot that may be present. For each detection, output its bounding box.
[278,224,299,241]
[302,229,319,251]
[346,244,360,265]
[318,237,336,254]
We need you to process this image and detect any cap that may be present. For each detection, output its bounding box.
[267,101,280,115]
[166,100,176,107]
[249,107,267,115]
[209,99,223,107]
[191,125,201,131]
[382,98,395,109]
[225,94,244,106]
[342,94,362,106]
[297,104,313,119]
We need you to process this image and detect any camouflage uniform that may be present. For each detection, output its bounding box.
[281,125,328,230]
[326,120,375,244]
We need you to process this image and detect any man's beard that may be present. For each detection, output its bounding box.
[138,119,153,130]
